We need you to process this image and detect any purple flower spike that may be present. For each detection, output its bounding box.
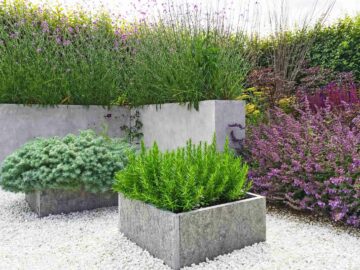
[41,21,49,33]
[63,40,71,46]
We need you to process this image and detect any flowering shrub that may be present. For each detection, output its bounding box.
[0,0,253,108]
[306,80,359,111]
[0,130,133,193]
[245,103,360,227]
[0,1,133,105]
[236,87,264,124]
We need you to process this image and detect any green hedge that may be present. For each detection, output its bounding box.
[255,15,360,81]
[309,15,360,81]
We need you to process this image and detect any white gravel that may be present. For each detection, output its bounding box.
[0,188,359,270]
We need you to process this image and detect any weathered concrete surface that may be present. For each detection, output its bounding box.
[133,100,245,151]
[0,101,244,163]
[118,193,266,269]
[118,194,180,268]
[0,104,130,163]
[26,189,118,217]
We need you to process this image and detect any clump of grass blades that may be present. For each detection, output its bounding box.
[113,137,251,213]
[122,3,256,109]
[0,0,127,105]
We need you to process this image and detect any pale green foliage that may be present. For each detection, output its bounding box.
[113,137,251,213]
[0,130,133,193]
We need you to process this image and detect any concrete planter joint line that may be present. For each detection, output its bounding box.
[118,193,266,270]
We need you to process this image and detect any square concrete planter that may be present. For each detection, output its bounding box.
[26,189,118,217]
[118,192,266,269]
[135,100,245,152]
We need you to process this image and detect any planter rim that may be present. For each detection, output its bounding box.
[118,192,265,216]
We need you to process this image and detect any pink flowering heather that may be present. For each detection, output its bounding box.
[245,101,360,227]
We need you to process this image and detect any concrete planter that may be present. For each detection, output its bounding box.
[26,189,118,217]
[134,100,246,151]
[118,193,266,269]
[0,104,130,164]
[0,101,245,164]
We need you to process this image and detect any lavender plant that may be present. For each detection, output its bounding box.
[120,2,256,109]
[0,0,128,105]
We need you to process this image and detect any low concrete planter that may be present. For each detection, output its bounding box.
[26,189,118,217]
[118,193,266,269]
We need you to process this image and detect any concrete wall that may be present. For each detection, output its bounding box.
[0,100,245,163]
[0,104,130,163]
[134,100,245,151]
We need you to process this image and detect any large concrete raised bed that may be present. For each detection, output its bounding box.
[0,104,130,164]
[118,192,266,269]
[134,100,245,151]
[0,101,245,164]
[26,189,118,217]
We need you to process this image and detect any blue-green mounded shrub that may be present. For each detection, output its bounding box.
[0,130,133,193]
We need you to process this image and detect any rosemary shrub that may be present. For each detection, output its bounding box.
[113,137,251,213]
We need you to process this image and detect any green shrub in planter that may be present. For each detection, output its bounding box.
[0,130,133,193]
[113,137,251,213]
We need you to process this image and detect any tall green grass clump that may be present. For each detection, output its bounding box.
[0,1,256,107]
[0,0,128,105]
[113,137,251,213]
[122,4,255,109]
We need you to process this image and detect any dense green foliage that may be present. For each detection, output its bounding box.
[113,138,251,213]
[123,21,252,109]
[0,1,252,108]
[0,0,126,105]
[0,130,133,193]
[0,1,359,107]
[309,15,360,81]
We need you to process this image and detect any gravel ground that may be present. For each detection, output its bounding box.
[0,188,359,270]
